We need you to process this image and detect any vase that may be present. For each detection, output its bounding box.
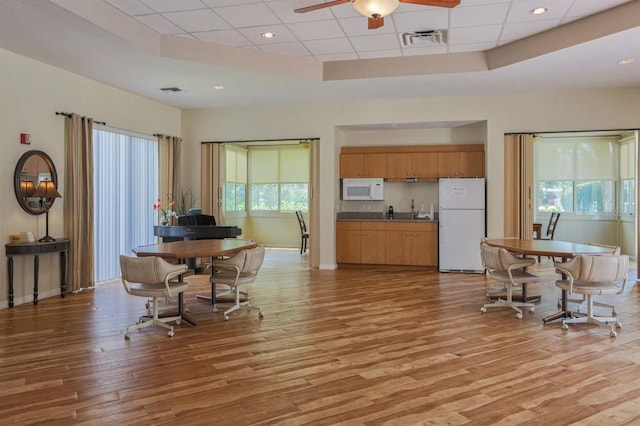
[161,216,169,226]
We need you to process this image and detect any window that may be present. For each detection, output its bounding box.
[535,137,618,215]
[249,146,309,211]
[93,127,157,283]
[224,147,246,211]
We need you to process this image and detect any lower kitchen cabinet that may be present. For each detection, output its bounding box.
[385,222,438,266]
[336,221,386,264]
[337,220,437,266]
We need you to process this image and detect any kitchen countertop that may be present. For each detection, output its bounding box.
[336,212,438,222]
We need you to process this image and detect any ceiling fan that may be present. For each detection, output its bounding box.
[295,0,460,30]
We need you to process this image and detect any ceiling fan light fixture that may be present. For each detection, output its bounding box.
[353,0,400,18]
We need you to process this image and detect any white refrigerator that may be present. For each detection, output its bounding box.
[438,178,486,273]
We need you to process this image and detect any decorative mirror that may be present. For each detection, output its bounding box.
[14,150,59,215]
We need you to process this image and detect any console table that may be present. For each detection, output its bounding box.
[5,239,70,307]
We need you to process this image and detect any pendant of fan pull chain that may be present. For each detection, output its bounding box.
[295,0,460,30]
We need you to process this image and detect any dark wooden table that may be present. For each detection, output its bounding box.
[533,223,542,239]
[483,239,613,323]
[133,239,258,325]
[5,239,70,307]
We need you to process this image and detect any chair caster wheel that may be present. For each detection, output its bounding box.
[224,315,229,321]
[516,313,523,319]
[616,322,622,329]
[124,333,130,340]
[480,307,487,313]
[175,319,181,325]
[562,322,569,330]
[529,307,535,313]
[168,329,174,337]
[258,311,264,320]
[610,329,617,337]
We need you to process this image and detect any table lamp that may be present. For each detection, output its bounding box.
[32,180,62,242]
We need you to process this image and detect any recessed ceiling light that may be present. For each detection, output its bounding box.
[213,85,224,90]
[261,32,276,39]
[530,7,548,15]
[618,58,635,65]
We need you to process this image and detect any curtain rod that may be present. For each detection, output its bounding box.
[153,133,182,140]
[201,138,319,144]
[56,111,106,126]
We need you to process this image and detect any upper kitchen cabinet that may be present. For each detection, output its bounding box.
[387,152,438,181]
[340,153,387,178]
[437,150,484,178]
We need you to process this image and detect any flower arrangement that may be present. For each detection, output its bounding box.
[153,198,176,224]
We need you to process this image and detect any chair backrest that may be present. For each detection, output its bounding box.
[545,212,560,239]
[295,210,307,234]
[120,255,166,284]
[480,242,535,272]
[242,246,265,274]
[563,254,629,283]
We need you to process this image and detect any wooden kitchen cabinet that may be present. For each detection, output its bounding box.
[385,222,438,266]
[437,151,484,177]
[387,152,437,180]
[340,153,387,178]
[336,221,386,264]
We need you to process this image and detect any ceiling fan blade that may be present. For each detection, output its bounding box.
[399,0,460,8]
[368,16,384,30]
[294,0,350,14]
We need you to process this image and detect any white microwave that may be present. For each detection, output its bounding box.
[342,178,384,201]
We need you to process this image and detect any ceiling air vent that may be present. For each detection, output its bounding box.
[160,87,182,92]
[401,30,446,46]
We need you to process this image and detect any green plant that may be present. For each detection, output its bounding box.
[172,187,199,216]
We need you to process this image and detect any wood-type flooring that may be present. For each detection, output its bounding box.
[1,248,640,425]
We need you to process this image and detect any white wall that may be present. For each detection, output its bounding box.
[3,45,638,306]
[0,48,181,307]
[182,89,640,269]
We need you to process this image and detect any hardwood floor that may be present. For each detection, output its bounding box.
[1,249,640,425]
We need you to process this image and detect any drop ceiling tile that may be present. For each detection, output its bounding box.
[402,44,448,55]
[238,25,298,45]
[135,14,184,34]
[451,3,509,28]
[259,41,311,57]
[215,3,281,28]
[201,0,257,6]
[104,0,155,15]
[500,19,561,43]
[448,41,496,53]
[324,2,361,18]
[505,0,573,23]
[288,19,346,41]
[350,33,400,52]
[163,9,230,32]
[193,29,251,46]
[304,38,354,55]
[391,9,449,33]
[139,0,207,13]
[315,52,359,61]
[448,24,502,44]
[268,0,339,23]
[358,49,403,59]
[563,0,632,19]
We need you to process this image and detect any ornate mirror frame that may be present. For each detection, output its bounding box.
[14,150,59,215]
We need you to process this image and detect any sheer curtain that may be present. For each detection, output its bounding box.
[504,133,535,239]
[64,113,95,291]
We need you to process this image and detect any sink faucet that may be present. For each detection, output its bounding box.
[410,199,415,219]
